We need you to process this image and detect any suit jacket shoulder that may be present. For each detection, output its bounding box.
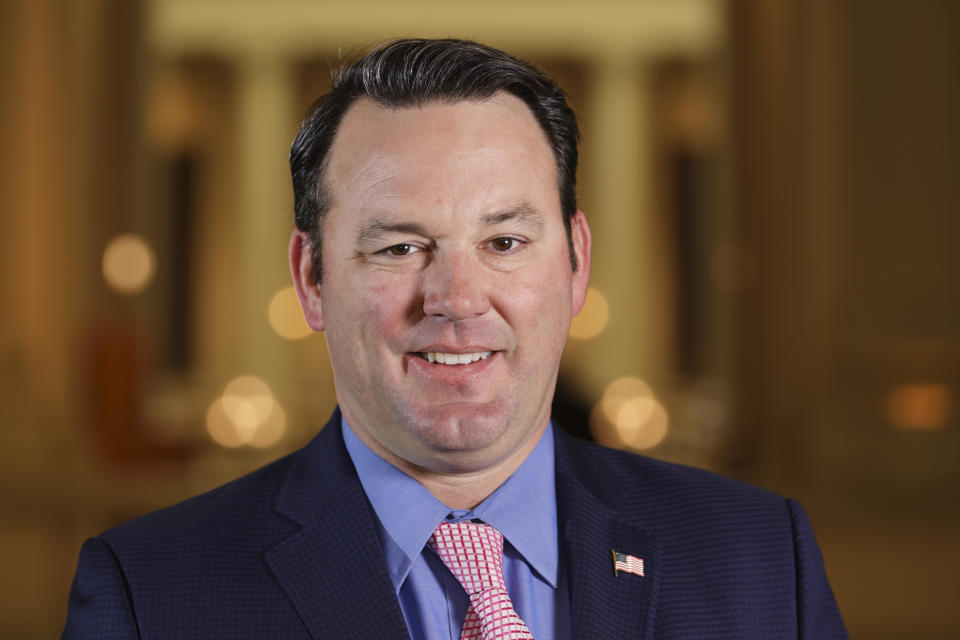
[64,413,411,640]
[64,414,845,639]
[101,444,302,554]
[558,431,787,529]
[554,430,847,639]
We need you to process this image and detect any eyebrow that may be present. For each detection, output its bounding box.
[357,219,429,245]
[481,203,545,231]
[356,203,545,244]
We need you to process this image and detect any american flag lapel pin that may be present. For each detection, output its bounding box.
[611,550,645,578]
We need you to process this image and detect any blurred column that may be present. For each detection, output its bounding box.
[236,52,297,406]
[5,0,68,407]
[581,54,665,395]
[727,0,846,476]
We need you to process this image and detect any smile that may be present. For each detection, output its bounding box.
[421,351,493,365]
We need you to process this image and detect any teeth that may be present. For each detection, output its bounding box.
[423,351,492,365]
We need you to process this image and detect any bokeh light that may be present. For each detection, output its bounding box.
[248,403,286,449]
[885,383,952,432]
[102,233,156,295]
[268,286,312,340]
[569,286,610,340]
[206,375,287,448]
[590,376,669,450]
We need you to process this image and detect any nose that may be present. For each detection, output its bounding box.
[421,251,491,320]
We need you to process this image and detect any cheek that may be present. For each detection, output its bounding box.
[505,270,573,347]
[360,279,421,342]
[324,280,414,387]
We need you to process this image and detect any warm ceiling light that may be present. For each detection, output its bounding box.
[569,286,610,340]
[102,234,156,295]
[589,376,669,450]
[885,383,952,432]
[268,286,312,340]
[206,375,287,448]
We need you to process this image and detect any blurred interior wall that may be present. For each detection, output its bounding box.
[1,0,958,638]
[729,1,960,637]
[2,1,145,636]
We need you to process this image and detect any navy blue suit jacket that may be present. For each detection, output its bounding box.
[64,410,847,638]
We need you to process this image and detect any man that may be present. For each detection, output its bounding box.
[64,39,846,639]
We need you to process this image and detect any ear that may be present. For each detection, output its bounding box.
[289,229,325,332]
[569,209,592,317]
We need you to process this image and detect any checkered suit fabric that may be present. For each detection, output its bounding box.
[62,409,847,639]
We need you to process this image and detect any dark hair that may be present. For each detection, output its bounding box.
[290,38,580,284]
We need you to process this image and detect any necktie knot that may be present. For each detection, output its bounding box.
[428,521,506,594]
[428,520,534,640]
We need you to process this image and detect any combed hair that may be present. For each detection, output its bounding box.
[290,38,580,283]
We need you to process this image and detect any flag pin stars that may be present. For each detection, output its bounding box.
[612,550,645,578]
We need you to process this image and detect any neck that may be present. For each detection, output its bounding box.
[399,431,545,509]
[409,455,530,510]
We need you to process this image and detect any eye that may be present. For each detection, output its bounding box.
[490,237,521,252]
[383,243,417,256]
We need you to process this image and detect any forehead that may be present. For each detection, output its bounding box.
[324,94,558,214]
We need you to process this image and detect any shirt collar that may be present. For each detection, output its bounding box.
[341,417,559,590]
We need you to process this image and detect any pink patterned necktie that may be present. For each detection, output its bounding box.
[428,520,535,640]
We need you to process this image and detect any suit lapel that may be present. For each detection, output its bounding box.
[556,431,661,640]
[265,412,411,640]
[262,413,662,639]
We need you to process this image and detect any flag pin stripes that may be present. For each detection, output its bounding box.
[612,550,645,577]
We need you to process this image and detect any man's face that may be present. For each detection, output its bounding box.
[292,93,590,475]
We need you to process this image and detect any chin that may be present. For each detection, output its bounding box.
[404,401,513,453]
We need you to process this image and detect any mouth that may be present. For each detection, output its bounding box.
[419,351,493,365]
[405,349,500,388]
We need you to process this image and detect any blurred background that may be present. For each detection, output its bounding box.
[2,0,958,636]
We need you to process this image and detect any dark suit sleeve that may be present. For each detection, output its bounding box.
[62,537,141,639]
[787,499,848,639]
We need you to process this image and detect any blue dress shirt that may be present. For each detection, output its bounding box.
[342,418,572,640]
